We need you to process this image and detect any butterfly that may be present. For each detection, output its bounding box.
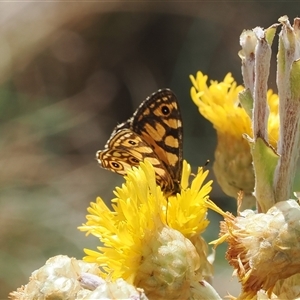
[96,89,183,196]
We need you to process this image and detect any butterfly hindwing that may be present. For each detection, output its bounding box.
[97,129,174,191]
[97,89,183,195]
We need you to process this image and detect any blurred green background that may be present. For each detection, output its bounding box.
[1,2,297,298]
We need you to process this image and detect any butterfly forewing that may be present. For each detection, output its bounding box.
[131,89,183,188]
[96,89,183,195]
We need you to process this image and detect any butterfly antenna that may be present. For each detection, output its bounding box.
[203,159,210,169]
[190,159,211,178]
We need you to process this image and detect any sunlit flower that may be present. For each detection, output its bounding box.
[79,159,214,299]
[78,276,148,300]
[206,199,300,298]
[190,72,248,138]
[8,255,147,300]
[166,160,211,238]
[190,72,279,208]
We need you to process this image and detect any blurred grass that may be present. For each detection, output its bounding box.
[0,2,297,298]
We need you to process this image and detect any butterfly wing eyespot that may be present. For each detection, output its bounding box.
[109,161,123,171]
[128,157,139,164]
[160,104,170,116]
[96,89,183,195]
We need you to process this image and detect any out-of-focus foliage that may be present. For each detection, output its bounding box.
[0,1,296,298]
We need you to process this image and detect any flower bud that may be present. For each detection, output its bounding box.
[216,200,300,297]
[134,225,200,300]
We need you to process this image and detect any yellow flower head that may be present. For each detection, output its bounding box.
[190,71,279,145]
[190,72,248,138]
[190,72,279,207]
[79,159,213,298]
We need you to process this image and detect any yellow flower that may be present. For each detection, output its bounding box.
[166,161,211,237]
[79,159,214,299]
[190,72,248,138]
[190,72,279,208]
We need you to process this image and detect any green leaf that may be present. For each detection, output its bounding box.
[250,137,279,212]
[290,59,300,99]
[239,88,253,118]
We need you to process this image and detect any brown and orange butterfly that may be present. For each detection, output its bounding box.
[96,89,183,196]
